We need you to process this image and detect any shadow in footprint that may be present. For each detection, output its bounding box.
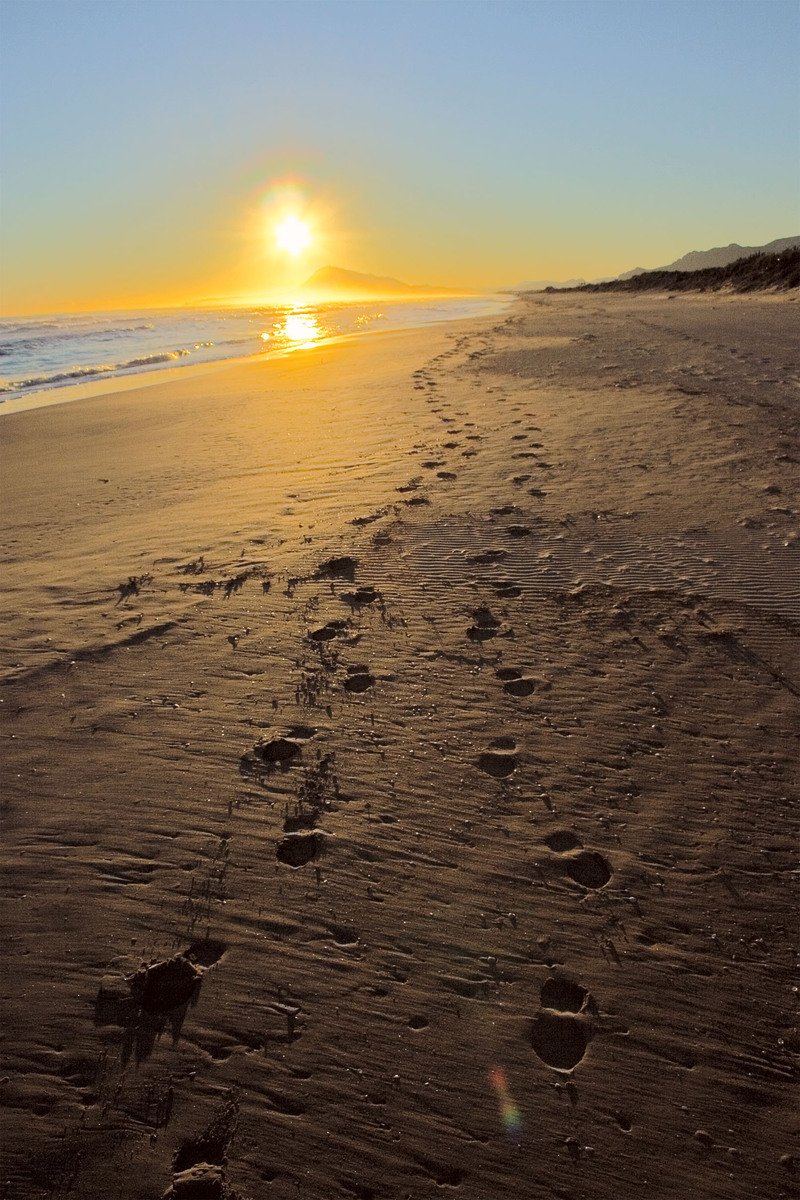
[95,955,202,1066]
[340,586,381,609]
[530,1011,590,1071]
[240,734,304,782]
[165,1098,238,1200]
[184,939,227,968]
[544,830,583,853]
[467,606,501,642]
[343,665,375,693]
[309,619,350,643]
[276,830,328,868]
[466,549,507,566]
[565,850,612,889]
[315,556,358,582]
[540,977,589,1013]
[477,737,517,778]
[496,667,536,696]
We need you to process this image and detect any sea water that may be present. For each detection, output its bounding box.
[0,296,509,404]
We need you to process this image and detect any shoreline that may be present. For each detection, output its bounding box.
[0,314,497,682]
[0,295,511,417]
[1,290,797,1199]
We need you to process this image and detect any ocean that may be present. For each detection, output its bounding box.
[0,296,509,406]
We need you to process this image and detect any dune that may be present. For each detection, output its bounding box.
[1,290,798,1199]
[553,245,800,294]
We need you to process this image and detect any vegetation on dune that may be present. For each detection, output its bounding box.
[545,246,800,294]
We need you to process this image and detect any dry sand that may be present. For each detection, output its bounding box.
[1,293,798,1199]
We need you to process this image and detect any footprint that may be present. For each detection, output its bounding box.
[351,510,385,527]
[530,972,596,1071]
[467,607,514,641]
[544,830,583,852]
[283,808,319,833]
[285,724,316,741]
[529,1011,590,1070]
[308,619,350,642]
[276,830,328,868]
[328,924,358,946]
[315,556,358,582]
[466,549,507,565]
[184,939,227,968]
[343,666,375,693]
[540,977,589,1013]
[130,956,201,1014]
[166,1099,237,1199]
[544,831,612,888]
[467,606,501,642]
[173,1100,237,1173]
[496,666,536,696]
[243,735,302,770]
[565,851,612,889]
[340,586,381,608]
[477,737,518,778]
[490,578,522,599]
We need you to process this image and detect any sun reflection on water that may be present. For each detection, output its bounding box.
[274,309,324,348]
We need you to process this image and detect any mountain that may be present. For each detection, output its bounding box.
[615,236,800,280]
[556,246,800,295]
[301,266,464,299]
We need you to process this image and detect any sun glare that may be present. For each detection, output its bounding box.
[275,214,312,256]
[280,311,322,346]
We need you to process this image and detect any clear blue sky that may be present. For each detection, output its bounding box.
[1,0,798,311]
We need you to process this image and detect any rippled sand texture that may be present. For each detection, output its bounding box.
[1,292,798,1199]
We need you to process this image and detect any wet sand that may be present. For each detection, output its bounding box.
[1,292,798,1199]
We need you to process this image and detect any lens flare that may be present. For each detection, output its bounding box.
[488,1066,523,1144]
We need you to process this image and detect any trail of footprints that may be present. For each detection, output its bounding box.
[98,330,620,1194]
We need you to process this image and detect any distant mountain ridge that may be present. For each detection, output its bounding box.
[552,245,800,295]
[301,266,464,298]
[514,237,800,292]
[617,236,800,280]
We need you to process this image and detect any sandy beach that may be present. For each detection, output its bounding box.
[1,293,798,1199]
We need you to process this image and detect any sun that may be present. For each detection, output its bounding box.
[275,214,312,256]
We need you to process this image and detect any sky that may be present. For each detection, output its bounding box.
[0,0,798,314]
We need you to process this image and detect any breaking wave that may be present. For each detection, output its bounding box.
[0,350,191,394]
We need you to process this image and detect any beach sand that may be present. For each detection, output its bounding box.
[1,293,798,1199]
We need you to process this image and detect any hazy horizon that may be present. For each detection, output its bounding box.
[1,0,798,315]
